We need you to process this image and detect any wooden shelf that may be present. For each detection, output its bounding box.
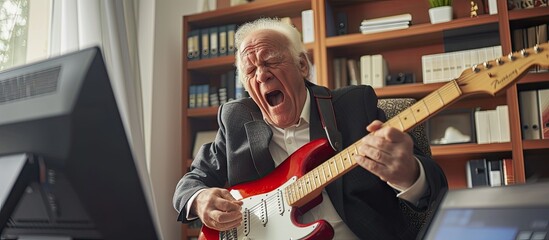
[187,107,218,117]
[508,7,549,21]
[518,72,549,85]
[375,82,445,99]
[187,55,235,71]
[187,44,315,72]
[186,159,193,168]
[185,0,311,28]
[431,142,512,159]
[325,15,499,53]
[523,139,549,151]
[187,228,200,237]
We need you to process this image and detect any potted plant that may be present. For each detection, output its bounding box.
[428,0,453,24]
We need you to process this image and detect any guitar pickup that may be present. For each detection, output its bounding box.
[260,199,268,226]
[276,189,284,215]
[243,208,250,236]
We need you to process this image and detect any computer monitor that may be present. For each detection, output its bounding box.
[0,47,159,239]
[419,182,549,240]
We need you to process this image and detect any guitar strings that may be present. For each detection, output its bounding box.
[407,82,461,131]
[241,150,358,232]
[223,192,280,238]
[383,81,460,132]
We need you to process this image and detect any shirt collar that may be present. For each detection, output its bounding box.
[300,89,311,125]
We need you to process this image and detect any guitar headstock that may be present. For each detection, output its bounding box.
[456,42,549,96]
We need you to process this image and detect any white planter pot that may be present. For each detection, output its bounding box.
[429,6,453,24]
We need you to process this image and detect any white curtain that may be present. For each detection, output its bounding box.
[49,0,162,238]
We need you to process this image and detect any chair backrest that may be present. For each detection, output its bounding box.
[377,98,432,157]
[378,98,434,234]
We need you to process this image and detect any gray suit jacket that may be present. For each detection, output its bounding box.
[173,82,447,239]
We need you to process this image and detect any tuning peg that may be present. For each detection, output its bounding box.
[534,44,541,53]
[496,58,504,65]
[483,62,491,69]
[508,53,515,61]
[521,49,528,57]
[472,64,480,73]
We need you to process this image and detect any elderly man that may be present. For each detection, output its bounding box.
[174,18,447,240]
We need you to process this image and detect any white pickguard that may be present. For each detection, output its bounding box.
[223,177,318,240]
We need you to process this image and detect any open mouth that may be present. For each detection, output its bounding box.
[266,90,284,107]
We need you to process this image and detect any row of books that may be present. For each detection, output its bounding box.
[512,24,547,52]
[333,58,355,89]
[466,158,515,188]
[519,89,549,140]
[188,70,246,108]
[475,105,511,144]
[332,55,388,89]
[421,45,503,84]
[187,24,236,61]
[360,55,388,88]
[335,45,505,88]
[359,13,411,34]
[507,0,547,10]
[512,23,548,72]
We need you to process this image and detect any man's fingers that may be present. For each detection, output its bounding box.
[219,189,238,201]
[366,120,383,132]
[210,209,242,224]
[216,190,243,212]
[354,154,388,181]
[215,198,242,213]
[204,210,242,231]
[359,133,392,160]
[194,188,244,231]
[363,145,386,162]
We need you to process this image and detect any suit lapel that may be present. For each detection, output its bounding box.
[244,111,275,177]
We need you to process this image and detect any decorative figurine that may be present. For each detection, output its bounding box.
[470,0,478,17]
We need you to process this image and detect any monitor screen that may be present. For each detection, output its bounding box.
[0,47,159,239]
[420,182,549,240]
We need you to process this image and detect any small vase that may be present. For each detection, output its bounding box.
[429,6,453,24]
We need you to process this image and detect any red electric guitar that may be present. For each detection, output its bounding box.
[199,43,549,240]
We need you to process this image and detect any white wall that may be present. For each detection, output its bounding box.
[139,0,201,239]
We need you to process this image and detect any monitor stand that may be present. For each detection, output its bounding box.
[0,153,38,232]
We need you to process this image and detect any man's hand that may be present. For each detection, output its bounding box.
[191,188,243,231]
[353,120,419,189]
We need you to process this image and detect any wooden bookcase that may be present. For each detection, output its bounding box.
[181,0,549,239]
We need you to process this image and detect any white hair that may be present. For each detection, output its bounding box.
[234,18,311,83]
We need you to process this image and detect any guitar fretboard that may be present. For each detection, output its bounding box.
[285,80,463,207]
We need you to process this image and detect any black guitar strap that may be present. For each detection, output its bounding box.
[311,86,342,152]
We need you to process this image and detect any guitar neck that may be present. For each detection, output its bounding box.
[382,80,463,131]
[285,80,463,207]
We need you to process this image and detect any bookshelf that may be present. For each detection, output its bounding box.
[181,0,549,239]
